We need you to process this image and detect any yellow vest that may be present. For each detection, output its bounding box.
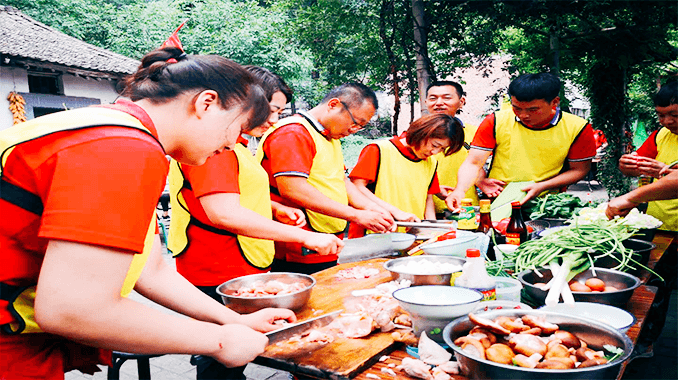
[433,123,479,213]
[167,144,275,267]
[256,115,348,234]
[0,107,159,334]
[489,109,588,183]
[646,128,678,231]
[374,139,437,221]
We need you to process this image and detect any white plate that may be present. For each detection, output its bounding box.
[539,302,636,332]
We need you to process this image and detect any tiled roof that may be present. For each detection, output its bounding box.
[0,6,139,78]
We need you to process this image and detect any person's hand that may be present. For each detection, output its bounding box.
[635,156,666,178]
[519,183,546,204]
[273,205,306,227]
[354,209,395,233]
[477,178,506,199]
[210,324,268,367]
[659,164,678,177]
[391,209,420,223]
[444,188,467,212]
[302,232,344,255]
[436,185,455,200]
[606,195,637,220]
[239,308,297,333]
[619,152,640,172]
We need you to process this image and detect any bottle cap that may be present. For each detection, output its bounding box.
[479,199,491,206]
[461,198,473,206]
[466,248,481,258]
[511,201,521,208]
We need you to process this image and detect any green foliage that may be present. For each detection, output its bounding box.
[341,134,378,170]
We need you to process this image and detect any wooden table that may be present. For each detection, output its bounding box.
[262,231,675,379]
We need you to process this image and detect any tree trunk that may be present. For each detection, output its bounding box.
[411,0,433,114]
[380,0,400,135]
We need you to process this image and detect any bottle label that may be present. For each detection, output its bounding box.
[638,176,652,187]
[470,286,496,301]
[506,233,521,245]
[458,206,477,230]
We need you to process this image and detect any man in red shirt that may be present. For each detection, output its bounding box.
[447,73,596,209]
[257,83,395,274]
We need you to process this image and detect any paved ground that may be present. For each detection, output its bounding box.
[65,179,677,379]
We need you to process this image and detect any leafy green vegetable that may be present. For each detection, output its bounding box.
[523,193,600,220]
[604,344,625,362]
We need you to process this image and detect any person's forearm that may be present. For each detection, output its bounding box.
[279,177,359,222]
[210,204,312,245]
[625,171,678,203]
[352,181,401,216]
[424,195,436,220]
[345,178,379,211]
[455,160,483,195]
[134,240,242,325]
[536,166,590,192]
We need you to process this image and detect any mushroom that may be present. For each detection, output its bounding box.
[454,336,486,360]
[468,327,498,344]
[536,358,575,369]
[468,313,511,335]
[545,343,570,359]
[468,333,493,349]
[578,357,608,368]
[485,343,515,365]
[552,330,581,349]
[521,315,559,334]
[519,327,543,335]
[496,316,530,333]
[508,333,547,357]
[512,353,543,368]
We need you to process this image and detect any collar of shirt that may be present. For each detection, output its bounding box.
[298,110,330,138]
[515,106,562,130]
[392,133,421,161]
[237,134,249,147]
[98,98,159,139]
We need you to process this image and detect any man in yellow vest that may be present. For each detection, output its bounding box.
[447,73,596,210]
[256,83,395,274]
[426,81,503,214]
[618,81,678,231]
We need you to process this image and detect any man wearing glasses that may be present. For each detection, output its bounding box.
[447,73,596,209]
[256,82,395,274]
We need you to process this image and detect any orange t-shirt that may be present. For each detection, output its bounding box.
[0,100,167,376]
[175,137,270,286]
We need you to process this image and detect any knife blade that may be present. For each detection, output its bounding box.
[265,310,341,345]
[395,221,455,229]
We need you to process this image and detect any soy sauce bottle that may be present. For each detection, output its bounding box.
[477,199,499,259]
[505,201,528,245]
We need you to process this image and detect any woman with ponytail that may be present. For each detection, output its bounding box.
[0,47,295,379]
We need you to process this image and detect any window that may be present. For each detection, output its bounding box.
[27,72,62,95]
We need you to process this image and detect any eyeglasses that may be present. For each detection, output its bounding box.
[340,101,368,130]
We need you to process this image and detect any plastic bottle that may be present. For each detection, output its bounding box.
[457,198,478,231]
[505,201,528,245]
[454,248,496,301]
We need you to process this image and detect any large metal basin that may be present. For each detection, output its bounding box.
[216,272,315,313]
[443,309,633,379]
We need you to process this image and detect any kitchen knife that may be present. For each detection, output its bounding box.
[265,310,342,345]
[395,221,455,229]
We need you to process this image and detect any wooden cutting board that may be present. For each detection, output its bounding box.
[255,258,403,379]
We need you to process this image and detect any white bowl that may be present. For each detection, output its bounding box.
[539,302,636,333]
[493,244,519,260]
[390,232,416,250]
[393,285,482,342]
[420,233,480,257]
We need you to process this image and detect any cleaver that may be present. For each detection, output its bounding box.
[265,310,341,345]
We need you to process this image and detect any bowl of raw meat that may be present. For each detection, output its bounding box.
[216,272,315,313]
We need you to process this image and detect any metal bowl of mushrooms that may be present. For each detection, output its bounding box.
[443,309,633,379]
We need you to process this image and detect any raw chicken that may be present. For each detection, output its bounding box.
[436,361,460,375]
[328,312,374,338]
[335,266,380,279]
[418,332,452,365]
[397,357,434,380]
[234,280,307,297]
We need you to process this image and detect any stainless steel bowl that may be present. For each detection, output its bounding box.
[443,309,633,379]
[383,255,465,286]
[518,267,641,308]
[594,239,656,273]
[216,272,315,313]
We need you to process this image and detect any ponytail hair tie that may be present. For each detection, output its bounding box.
[166,53,187,64]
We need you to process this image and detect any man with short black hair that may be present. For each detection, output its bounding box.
[256,83,395,274]
[447,73,596,209]
[618,81,678,231]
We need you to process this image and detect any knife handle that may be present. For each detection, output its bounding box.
[301,247,317,256]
